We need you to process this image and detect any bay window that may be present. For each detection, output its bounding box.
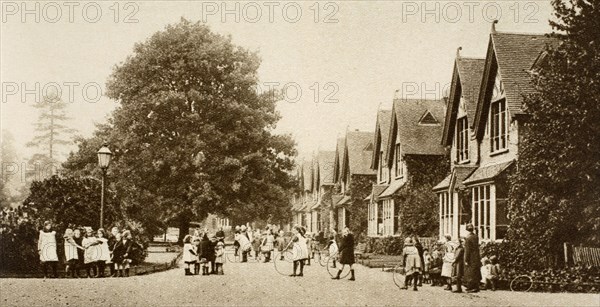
[439,192,454,238]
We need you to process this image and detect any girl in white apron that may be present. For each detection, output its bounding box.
[441,235,457,291]
[38,221,59,278]
[288,225,308,277]
[64,228,84,278]
[83,227,100,277]
[96,228,111,277]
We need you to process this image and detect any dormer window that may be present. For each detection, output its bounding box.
[456,117,469,162]
[490,99,508,153]
[419,111,440,125]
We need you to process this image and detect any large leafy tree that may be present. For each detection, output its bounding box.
[508,0,600,268]
[66,19,296,240]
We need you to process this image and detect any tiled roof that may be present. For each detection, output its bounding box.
[432,174,452,192]
[312,158,319,190]
[331,195,344,207]
[371,110,393,169]
[344,131,376,176]
[291,202,300,211]
[457,57,486,122]
[334,138,345,182]
[387,99,446,159]
[317,151,336,185]
[442,56,485,146]
[335,195,351,208]
[379,179,405,199]
[492,32,556,114]
[433,165,477,192]
[298,203,307,211]
[303,200,315,212]
[370,184,388,202]
[474,32,557,138]
[452,165,478,190]
[293,165,303,190]
[463,160,514,186]
[292,196,305,211]
[302,160,313,191]
[310,201,320,210]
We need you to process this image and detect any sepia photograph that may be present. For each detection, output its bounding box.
[1,0,599,306]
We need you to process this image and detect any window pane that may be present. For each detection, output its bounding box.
[473,187,479,227]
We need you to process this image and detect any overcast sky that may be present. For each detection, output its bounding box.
[1,1,554,163]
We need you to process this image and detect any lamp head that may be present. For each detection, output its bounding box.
[97,142,113,169]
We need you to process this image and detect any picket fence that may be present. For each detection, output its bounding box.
[572,245,600,267]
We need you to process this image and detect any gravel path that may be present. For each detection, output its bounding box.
[1,256,598,306]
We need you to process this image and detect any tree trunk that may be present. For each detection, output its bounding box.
[178,216,190,245]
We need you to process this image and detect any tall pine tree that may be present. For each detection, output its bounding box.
[27,94,77,178]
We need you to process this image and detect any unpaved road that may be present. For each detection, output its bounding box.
[1,257,598,306]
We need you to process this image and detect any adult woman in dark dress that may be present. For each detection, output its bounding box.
[332,227,355,281]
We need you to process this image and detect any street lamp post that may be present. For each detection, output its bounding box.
[97,143,113,229]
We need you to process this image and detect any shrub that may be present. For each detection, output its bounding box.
[480,241,600,293]
[0,218,39,272]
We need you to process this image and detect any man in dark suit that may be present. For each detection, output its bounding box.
[464,224,482,292]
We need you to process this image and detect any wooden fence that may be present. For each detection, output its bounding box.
[571,245,600,267]
[419,237,439,251]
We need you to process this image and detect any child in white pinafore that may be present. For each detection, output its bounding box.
[327,234,339,269]
[38,221,59,278]
[95,228,111,277]
[64,228,84,278]
[182,235,197,276]
[82,227,100,277]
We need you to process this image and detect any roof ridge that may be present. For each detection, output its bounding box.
[458,56,485,61]
[392,98,445,103]
[493,30,550,37]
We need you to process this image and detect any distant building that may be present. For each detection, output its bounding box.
[333,130,376,233]
[375,98,447,237]
[368,110,393,237]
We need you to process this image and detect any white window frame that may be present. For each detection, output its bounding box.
[382,200,391,236]
[456,116,469,162]
[394,144,403,178]
[472,185,492,240]
[439,192,454,239]
[490,99,508,153]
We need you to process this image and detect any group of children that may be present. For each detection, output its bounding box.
[421,249,444,286]
[180,224,339,278]
[38,220,135,278]
[418,248,500,291]
[480,255,501,291]
[182,233,225,276]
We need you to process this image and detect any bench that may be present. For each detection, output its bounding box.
[354,243,370,259]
